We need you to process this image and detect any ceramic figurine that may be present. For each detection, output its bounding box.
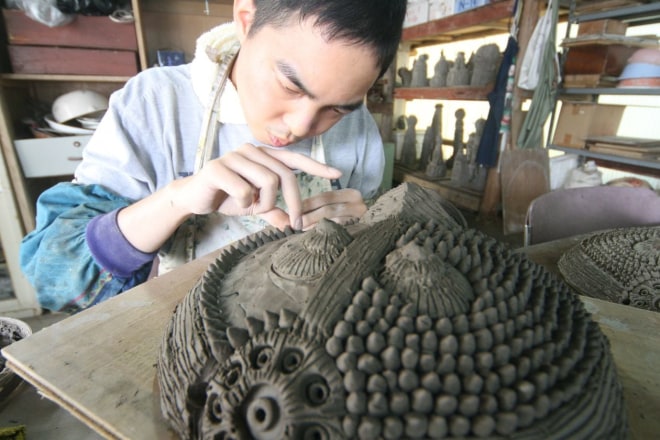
[425,144,447,179]
[447,51,470,87]
[430,51,450,88]
[447,108,466,170]
[397,66,412,87]
[471,43,501,86]
[410,54,429,88]
[419,104,443,171]
[400,115,418,167]
[465,118,487,191]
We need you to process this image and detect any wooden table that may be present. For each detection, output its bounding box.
[3,237,659,439]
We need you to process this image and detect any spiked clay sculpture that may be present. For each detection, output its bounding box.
[157,183,627,439]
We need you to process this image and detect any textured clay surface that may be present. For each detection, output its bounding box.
[559,226,660,312]
[158,183,627,439]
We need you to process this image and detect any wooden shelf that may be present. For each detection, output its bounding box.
[548,145,660,172]
[561,87,660,96]
[572,2,660,25]
[549,0,660,180]
[394,85,493,101]
[402,1,515,48]
[393,164,482,212]
[0,73,133,83]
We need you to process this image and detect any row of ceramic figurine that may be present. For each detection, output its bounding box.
[396,104,488,192]
[399,43,501,88]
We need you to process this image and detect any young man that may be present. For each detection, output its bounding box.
[20,0,407,313]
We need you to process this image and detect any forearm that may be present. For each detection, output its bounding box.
[116,178,195,253]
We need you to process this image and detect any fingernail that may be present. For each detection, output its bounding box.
[294,217,303,231]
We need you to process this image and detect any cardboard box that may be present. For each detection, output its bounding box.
[578,19,627,36]
[8,45,138,76]
[563,44,637,77]
[429,0,455,20]
[552,102,625,149]
[2,8,137,51]
[404,1,429,28]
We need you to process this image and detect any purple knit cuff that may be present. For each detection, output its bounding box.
[86,208,157,278]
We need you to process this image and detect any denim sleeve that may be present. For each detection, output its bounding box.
[19,182,155,313]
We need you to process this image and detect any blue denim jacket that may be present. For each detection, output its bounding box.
[20,182,152,313]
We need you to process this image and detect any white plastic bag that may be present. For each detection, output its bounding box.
[13,0,74,27]
[563,161,603,188]
[517,0,554,90]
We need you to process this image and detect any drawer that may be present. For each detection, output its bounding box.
[8,45,138,76]
[15,135,91,178]
[3,9,138,51]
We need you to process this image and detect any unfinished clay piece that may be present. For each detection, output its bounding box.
[0,317,32,403]
[447,52,470,87]
[158,183,627,439]
[470,43,501,86]
[410,54,430,88]
[400,115,418,167]
[430,51,451,88]
[558,226,660,312]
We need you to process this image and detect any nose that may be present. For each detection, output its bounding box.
[284,101,319,139]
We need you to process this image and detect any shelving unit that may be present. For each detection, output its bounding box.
[547,1,660,176]
[0,0,149,316]
[0,0,233,316]
[391,0,518,212]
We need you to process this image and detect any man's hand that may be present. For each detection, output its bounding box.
[118,143,342,253]
[172,143,342,230]
[259,188,367,231]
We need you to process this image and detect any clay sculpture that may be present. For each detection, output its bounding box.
[158,183,627,439]
[558,225,660,312]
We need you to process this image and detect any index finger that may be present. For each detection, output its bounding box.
[262,148,342,180]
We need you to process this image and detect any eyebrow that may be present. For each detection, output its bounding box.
[276,60,364,112]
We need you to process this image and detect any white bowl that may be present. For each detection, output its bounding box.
[44,115,95,135]
[52,90,109,123]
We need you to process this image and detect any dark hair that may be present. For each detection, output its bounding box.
[249,0,407,77]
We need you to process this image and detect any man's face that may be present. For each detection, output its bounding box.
[231,16,381,148]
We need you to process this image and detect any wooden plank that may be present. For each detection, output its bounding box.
[131,0,149,71]
[8,46,139,77]
[2,252,219,439]
[0,115,40,316]
[402,0,515,46]
[3,234,659,439]
[2,9,138,51]
[394,85,492,101]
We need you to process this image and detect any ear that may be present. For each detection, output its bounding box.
[233,0,257,42]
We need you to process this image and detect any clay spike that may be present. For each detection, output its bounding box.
[226,327,250,349]
[245,317,265,336]
[263,310,279,331]
[279,308,298,329]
